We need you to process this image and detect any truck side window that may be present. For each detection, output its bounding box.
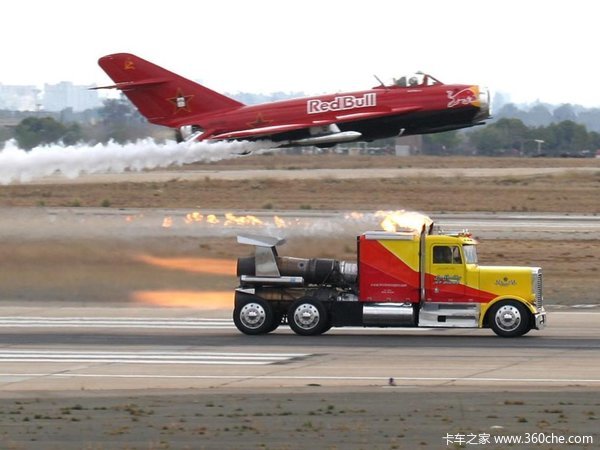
[433,245,462,264]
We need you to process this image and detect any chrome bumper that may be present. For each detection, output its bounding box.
[534,309,547,330]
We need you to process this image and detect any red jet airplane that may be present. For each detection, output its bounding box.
[97,53,490,147]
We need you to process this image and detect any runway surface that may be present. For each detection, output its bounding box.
[2,207,599,240]
[20,166,600,185]
[0,307,598,393]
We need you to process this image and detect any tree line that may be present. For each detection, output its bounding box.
[2,98,166,150]
[493,100,600,133]
[423,118,600,157]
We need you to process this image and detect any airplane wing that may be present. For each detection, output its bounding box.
[207,106,421,141]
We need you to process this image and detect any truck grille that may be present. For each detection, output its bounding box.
[533,269,543,309]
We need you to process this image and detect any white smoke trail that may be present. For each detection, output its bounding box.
[0,138,276,185]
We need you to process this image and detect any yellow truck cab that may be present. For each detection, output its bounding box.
[424,233,545,336]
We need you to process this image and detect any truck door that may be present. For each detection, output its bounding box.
[426,244,466,302]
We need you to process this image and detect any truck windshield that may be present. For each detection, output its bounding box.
[463,245,478,264]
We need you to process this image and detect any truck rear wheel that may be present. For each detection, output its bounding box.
[233,297,274,335]
[489,300,531,337]
[288,298,329,336]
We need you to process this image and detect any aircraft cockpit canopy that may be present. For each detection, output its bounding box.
[391,72,442,88]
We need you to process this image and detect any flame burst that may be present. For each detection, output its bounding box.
[375,210,432,233]
[273,216,287,228]
[132,290,232,309]
[184,212,203,224]
[224,213,263,226]
[161,211,283,229]
[134,255,236,275]
[156,210,431,233]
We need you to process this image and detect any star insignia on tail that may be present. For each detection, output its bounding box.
[167,88,194,113]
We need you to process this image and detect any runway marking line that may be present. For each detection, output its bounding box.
[1,373,600,384]
[0,350,309,365]
[0,316,439,332]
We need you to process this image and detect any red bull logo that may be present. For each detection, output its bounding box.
[447,86,479,108]
[307,93,376,114]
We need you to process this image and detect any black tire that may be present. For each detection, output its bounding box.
[288,298,329,336]
[233,297,274,335]
[488,300,531,337]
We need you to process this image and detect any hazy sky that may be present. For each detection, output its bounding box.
[2,0,598,106]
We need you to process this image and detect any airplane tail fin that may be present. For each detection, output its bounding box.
[96,53,243,127]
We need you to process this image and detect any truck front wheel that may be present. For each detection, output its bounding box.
[288,298,329,336]
[489,300,531,337]
[233,297,274,335]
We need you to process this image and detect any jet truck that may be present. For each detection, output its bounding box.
[233,226,546,337]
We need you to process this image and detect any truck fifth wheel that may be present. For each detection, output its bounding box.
[233,227,546,337]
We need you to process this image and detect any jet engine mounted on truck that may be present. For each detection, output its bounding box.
[233,226,546,337]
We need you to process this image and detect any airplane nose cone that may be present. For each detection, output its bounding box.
[474,86,491,122]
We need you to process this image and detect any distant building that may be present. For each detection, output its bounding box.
[396,135,422,154]
[42,81,102,112]
[0,84,40,111]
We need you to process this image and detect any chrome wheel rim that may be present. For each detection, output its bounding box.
[239,302,267,330]
[495,304,522,332]
[293,303,320,330]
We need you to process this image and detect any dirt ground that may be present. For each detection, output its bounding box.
[1,155,599,212]
[0,389,597,449]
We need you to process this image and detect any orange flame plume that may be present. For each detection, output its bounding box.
[375,210,432,233]
[132,290,232,309]
[134,255,236,275]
